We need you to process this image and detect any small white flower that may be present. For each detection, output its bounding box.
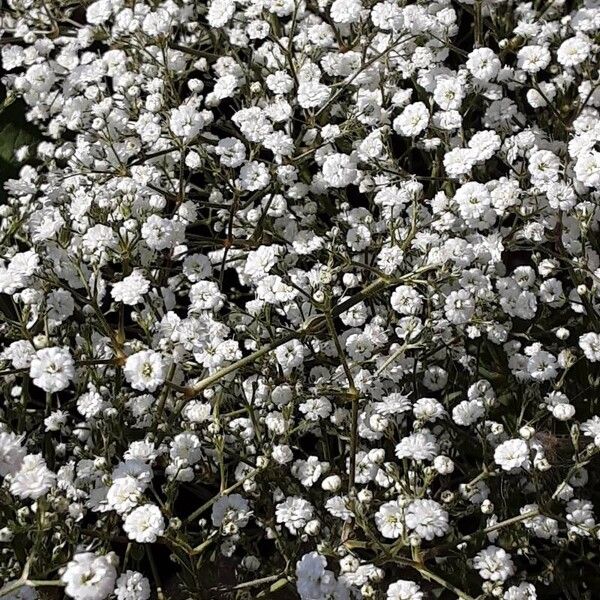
[375,499,405,539]
[466,47,501,81]
[393,102,429,136]
[275,496,314,535]
[557,36,591,67]
[387,580,423,600]
[106,475,144,515]
[297,80,330,109]
[61,552,118,600]
[111,270,150,305]
[211,493,251,533]
[0,431,26,477]
[9,453,55,500]
[124,350,166,392]
[473,545,515,582]
[114,570,151,600]
[169,104,205,142]
[494,438,530,471]
[330,0,363,24]
[29,347,74,393]
[123,504,165,543]
[274,340,305,374]
[517,45,551,73]
[579,332,600,362]
[405,499,449,540]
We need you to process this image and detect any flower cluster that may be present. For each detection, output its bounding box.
[2,0,600,598]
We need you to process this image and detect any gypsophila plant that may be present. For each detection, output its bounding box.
[2,0,600,598]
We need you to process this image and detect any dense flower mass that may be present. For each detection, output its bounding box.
[2,0,600,598]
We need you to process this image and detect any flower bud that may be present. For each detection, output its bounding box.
[357,489,373,504]
[519,425,535,439]
[434,455,455,474]
[368,448,385,464]
[304,519,320,535]
[321,475,342,492]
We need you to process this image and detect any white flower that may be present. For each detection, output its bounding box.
[445,289,475,324]
[566,498,595,536]
[454,181,491,221]
[114,571,151,600]
[395,431,438,461]
[321,474,342,492]
[473,546,515,582]
[433,77,465,110]
[237,160,271,191]
[207,0,235,28]
[387,580,423,600]
[504,582,537,600]
[273,444,294,464]
[9,454,55,500]
[211,494,251,533]
[106,475,144,514]
[189,280,224,312]
[468,130,501,161]
[124,350,166,392]
[393,102,429,136]
[233,107,273,142]
[266,71,294,94]
[169,432,203,468]
[77,386,107,419]
[579,332,600,362]
[0,431,26,476]
[434,455,455,474]
[274,340,305,374]
[275,496,314,534]
[517,45,551,73]
[405,499,449,540]
[296,552,346,600]
[29,347,74,393]
[581,416,600,446]
[141,215,185,251]
[4,339,35,369]
[297,80,330,109]
[169,104,205,142]
[552,403,575,421]
[123,504,165,543]
[557,36,591,67]
[574,151,600,188]
[111,270,150,305]
[330,0,363,24]
[322,153,358,188]
[390,285,422,315]
[61,552,118,600]
[375,499,405,539]
[494,439,530,471]
[413,397,445,422]
[466,47,501,81]
[296,552,327,599]
[86,0,112,25]
[292,456,328,487]
[528,149,560,184]
[453,400,485,426]
[216,137,246,168]
[444,147,477,177]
